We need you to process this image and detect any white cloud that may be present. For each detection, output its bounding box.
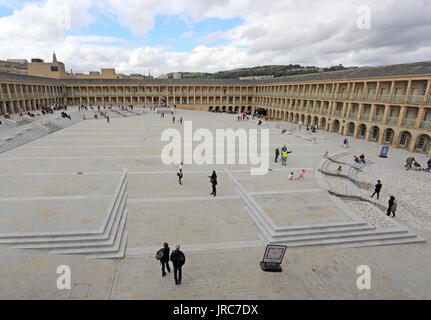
[1,0,431,76]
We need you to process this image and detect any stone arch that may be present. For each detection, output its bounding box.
[247,106,252,113]
[300,114,305,123]
[228,106,233,113]
[346,122,355,136]
[215,106,220,112]
[414,134,431,153]
[221,106,226,112]
[295,113,299,122]
[208,106,214,112]
[370,125,380,142]
[306,115,312,126]
[313,116,319,126]
[320,117,327,129]
[383,128,395,144]
[332,119,340,133]
[241,106,246,113]
[398,130,412,149]
[358,124,367,139]
[234,106,239,113]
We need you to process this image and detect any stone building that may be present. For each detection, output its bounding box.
[0,60,430,156]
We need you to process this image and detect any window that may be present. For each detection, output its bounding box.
[50,66,59,72]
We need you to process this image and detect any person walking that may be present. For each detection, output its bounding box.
[337,166,342,176]
[387,196,396,217]
[209,170,217,197]
[177,162,183,185]
[390,197,397,217]
[159,242,171,277]
[275,148,280,163]
[370,180,382,200]
[173,116,176,124]
[106,114,110,124]
[179,117,183,125]
[170,244,186,285]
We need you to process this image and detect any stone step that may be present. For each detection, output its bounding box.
[87,231,128,259]
[0,173,127,241]
[245,206,272,243]
[330,236,426,248]
[272,224,375,238]
[271,231,420,247]
[48,214,126,255]
[18,208,128,251]
[9,190,127,246]
[270,228,407,243]
[273,221,367,233]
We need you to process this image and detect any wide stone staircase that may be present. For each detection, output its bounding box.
[0,125,49,154]
[231,154,425,248]
[0,170,130,259]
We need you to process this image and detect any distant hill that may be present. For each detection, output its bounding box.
[166,64,352,80]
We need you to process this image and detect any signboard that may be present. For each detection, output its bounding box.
[379,145,389,158]
[260,245,287,272]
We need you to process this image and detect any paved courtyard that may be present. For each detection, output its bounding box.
[0,109,431,299]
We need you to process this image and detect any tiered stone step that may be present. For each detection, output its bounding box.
[240,162,425,247]
[0,128,47,153]
[0,170,129,259]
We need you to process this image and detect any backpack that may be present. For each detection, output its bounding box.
[156,248,164,260]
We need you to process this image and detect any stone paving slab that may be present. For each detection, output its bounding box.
[0,199,108,233]
[0,175,118,198]
[126,199,260,248]
[254,192,351,226]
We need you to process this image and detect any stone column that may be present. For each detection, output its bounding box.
[415,107,426,128]
[405,80,412,103]
[382,104,390,123]
[365,129,371,141]
[423,80,431,103]
[397,106,407,127]
[369,104,376,122]
[357,103,364,120]
[389,80,396,101]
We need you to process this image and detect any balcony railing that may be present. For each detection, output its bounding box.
[420,120,431,129]
[386,116,398,124]
[372,115,383,122]
[401,119,417,127]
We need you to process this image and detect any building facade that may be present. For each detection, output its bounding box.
[1,61,431,156]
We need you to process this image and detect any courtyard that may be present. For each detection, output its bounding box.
[0,108,430,299]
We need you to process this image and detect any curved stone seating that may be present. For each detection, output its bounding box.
[314,152,425,247]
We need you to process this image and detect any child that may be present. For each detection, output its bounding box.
[288,172,294,181]
[296,170,306,180]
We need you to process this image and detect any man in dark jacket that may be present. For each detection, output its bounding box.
[161,242,170,277]
[275,148,280,163]
[370,180,382,200]
[170,244,185,285]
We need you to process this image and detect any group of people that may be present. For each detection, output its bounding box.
[354,154,366,164]
[405,155,431,171]
[275,145,293,166]
[157,243,186,285]
[369,180,397,217]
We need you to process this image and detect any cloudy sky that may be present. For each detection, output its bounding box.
[0,0,430,76]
